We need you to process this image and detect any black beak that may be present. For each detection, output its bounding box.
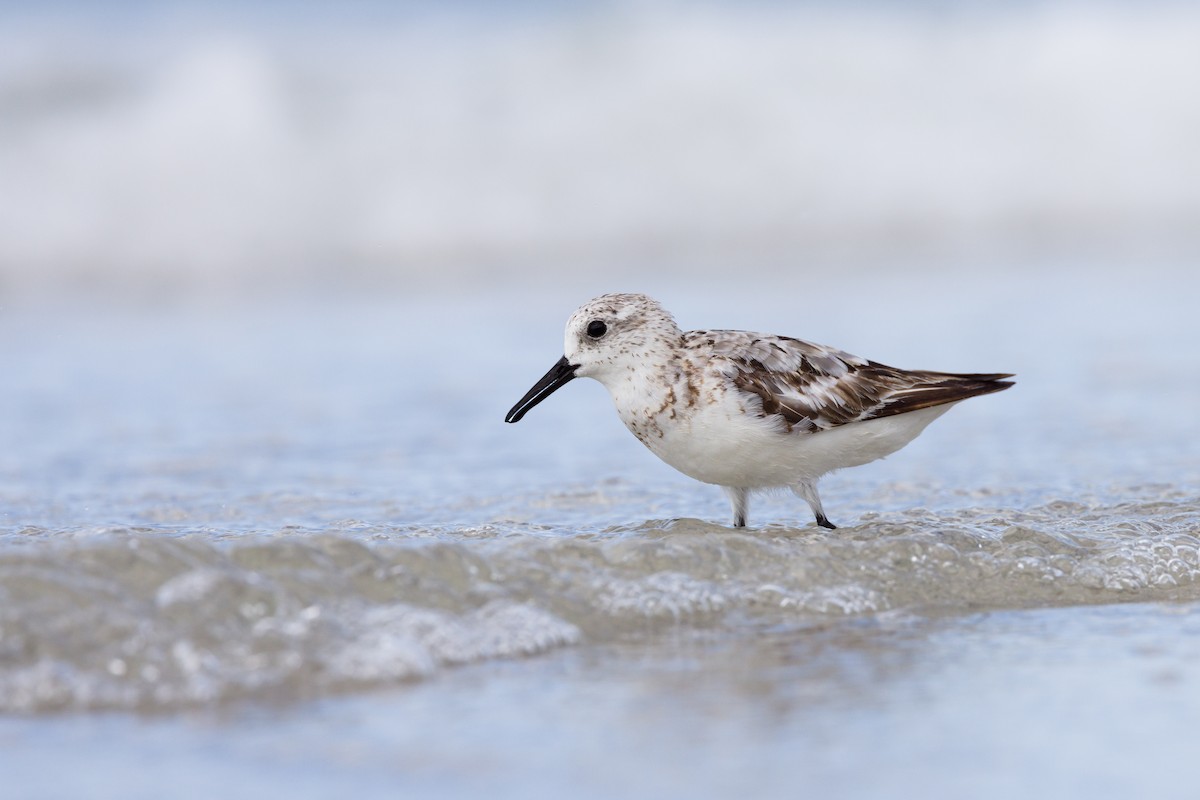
[505,356,578,423]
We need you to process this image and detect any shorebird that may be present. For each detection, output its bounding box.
[506,293,1013,528]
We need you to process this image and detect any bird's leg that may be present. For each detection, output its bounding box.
[792,481,837,530]
[723,487,749,528]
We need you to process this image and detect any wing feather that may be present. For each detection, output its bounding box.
[683,330,1013,433]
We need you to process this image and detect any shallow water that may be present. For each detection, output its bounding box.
[4,494,1200,713]
[1,259,1199,796]
[5,603,1200,799]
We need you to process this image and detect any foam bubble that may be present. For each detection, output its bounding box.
[3,493,1198,711]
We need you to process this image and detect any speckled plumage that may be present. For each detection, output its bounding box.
[507,293,1013,528]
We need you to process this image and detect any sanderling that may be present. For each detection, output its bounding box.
[506,293,1013,529]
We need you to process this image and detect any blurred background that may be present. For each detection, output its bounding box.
[4,5,1200,796]
[3,0,1198,302]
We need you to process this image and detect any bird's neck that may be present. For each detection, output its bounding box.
[603,348,690,445]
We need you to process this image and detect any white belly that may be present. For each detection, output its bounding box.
[631,402,955,489]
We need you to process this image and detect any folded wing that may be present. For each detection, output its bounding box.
[685,330,1014,433]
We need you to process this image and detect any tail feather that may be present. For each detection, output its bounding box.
[871,371,1014,418]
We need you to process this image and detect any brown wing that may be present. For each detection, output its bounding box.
[684,330,1013,433]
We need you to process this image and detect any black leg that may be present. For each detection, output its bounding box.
[794,482,835,530]
[734,512,746,528]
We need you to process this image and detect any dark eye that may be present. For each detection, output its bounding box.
[586,320,607,338]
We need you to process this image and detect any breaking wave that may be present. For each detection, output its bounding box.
[3,489,1198,712]
[1,1,1199,291]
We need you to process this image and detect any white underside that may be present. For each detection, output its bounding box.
[635,403,956,489]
